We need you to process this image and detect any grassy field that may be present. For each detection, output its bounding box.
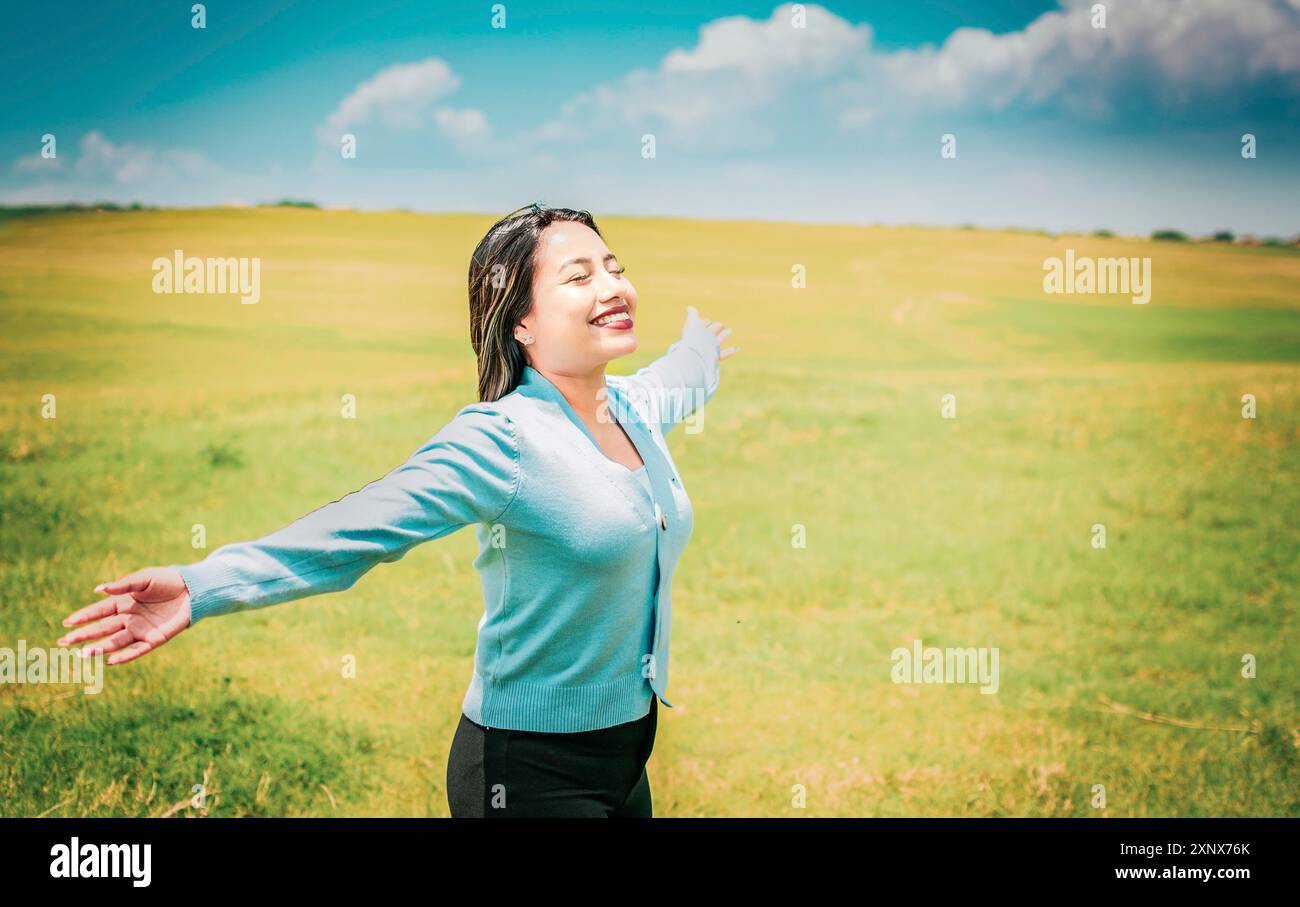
[0,207,1296,817]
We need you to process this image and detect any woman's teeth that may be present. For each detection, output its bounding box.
[592,312,630,326]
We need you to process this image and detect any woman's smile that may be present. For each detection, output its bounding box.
[591,302,634,330]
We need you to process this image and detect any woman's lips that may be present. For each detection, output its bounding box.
[590,307,633,330]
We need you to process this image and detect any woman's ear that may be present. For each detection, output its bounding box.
[514,323,534,367]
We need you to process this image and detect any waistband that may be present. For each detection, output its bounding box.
[463,694,656,742]
[463,668,656,733]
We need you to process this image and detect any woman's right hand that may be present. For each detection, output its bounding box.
[57,567,193,665]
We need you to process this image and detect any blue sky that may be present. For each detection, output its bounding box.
[2,0,1297,235]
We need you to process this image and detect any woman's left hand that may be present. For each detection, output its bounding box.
[686,305,738,360]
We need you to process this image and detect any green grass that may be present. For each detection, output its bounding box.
[1,208,1296,817]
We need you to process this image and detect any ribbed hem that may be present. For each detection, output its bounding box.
[463,670,654,733]
[172,559,245,625]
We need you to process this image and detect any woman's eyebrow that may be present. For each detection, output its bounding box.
[557,253,618,274]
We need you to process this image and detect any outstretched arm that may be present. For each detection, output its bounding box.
[617,306,738,436]
[58,405,519,662]
[175,406,519,622]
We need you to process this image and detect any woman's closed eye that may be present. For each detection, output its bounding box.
[567,267,626,283]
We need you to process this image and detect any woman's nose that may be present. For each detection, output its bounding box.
[594,270,624,299]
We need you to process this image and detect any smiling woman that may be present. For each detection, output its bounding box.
[57,201,737,818]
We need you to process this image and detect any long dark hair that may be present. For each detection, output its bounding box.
[467,202,602,402]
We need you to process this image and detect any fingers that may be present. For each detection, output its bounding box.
[64,571,157,630]
[688,308,734,352]
[107,640,154,666]
[57,612,126,646]
[687,307,726,331]
[688,306,723,329]
[94,569,153,597]
[79,628,134,658]
[61,597,121,629]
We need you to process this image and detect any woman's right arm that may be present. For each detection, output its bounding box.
[58,405,520,663]
[176,406,519,622]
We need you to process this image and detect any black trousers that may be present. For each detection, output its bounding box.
[446,696,658,817]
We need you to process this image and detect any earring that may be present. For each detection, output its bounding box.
[519,334,533,345]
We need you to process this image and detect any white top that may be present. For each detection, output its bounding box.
[631,464,650,497]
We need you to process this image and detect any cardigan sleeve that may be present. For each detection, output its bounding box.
[616,306,722,437]
[171,405,519,624]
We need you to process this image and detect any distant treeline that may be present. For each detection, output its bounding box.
[1141,228,1297,247]
[0,199,319,217]
[957,223,1297,246]
[0,203,1292,244]
[0,201,156,216]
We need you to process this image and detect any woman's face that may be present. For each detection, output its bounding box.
[519,221,638,375]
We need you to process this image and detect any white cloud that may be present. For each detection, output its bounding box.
[72,131,218,184]
[434,107,490,139]
[1,131,226,205]
[873,0,1300,116]
[661,3,870,77]
[837,107,874,129]
[11,153,62,174]
[529,0,1300,151]
[318,58,469,145]
[527,4,867,149]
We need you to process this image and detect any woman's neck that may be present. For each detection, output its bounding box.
[534,363,609,423]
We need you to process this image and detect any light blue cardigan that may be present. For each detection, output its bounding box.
[173,317,722,732]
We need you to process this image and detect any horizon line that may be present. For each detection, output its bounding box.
[2,201,1298,244]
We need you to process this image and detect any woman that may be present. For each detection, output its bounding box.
[57,203,738,818]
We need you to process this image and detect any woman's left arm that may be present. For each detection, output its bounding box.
[616,306,737,436]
